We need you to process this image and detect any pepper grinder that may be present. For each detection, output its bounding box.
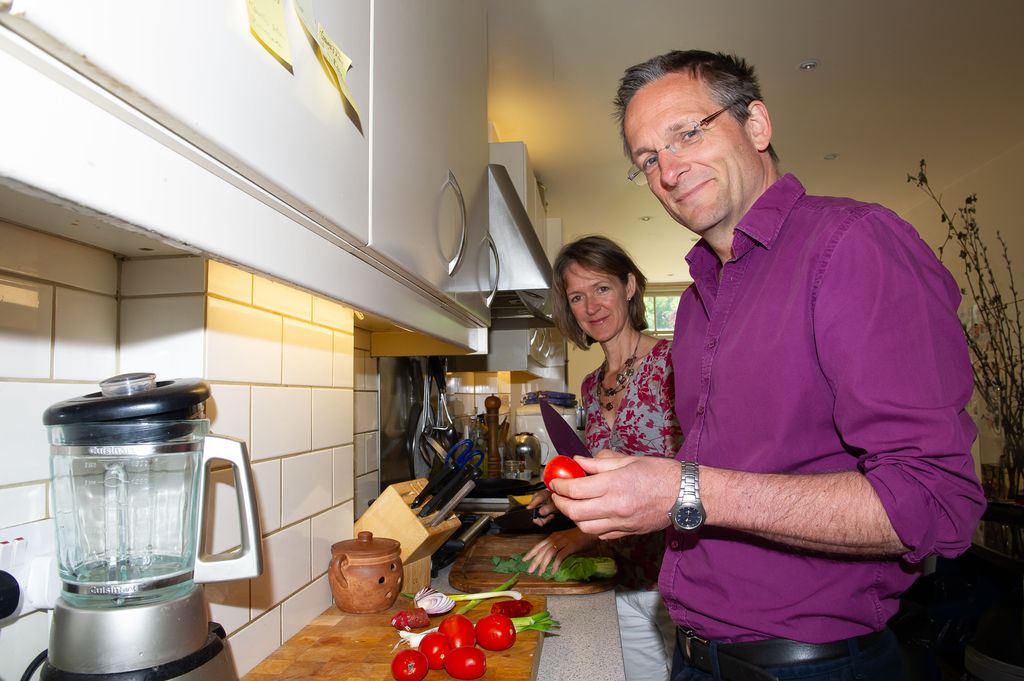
[485,395,501,479]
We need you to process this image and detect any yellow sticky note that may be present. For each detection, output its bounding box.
[317,22,362,120]
[246,0,292,69]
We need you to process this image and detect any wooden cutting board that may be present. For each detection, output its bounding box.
[243,593,546,681]
[449,533,616,595]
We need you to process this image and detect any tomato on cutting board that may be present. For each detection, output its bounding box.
[543,455,587,489]
[475,613,516,651]
[444,645,487,680]
[390,649,428,681]
[417,631,451,670]
[438,613,476,648]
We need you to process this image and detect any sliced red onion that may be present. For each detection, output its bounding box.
[413,587,455,614]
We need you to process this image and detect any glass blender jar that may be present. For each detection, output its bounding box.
[42,373,262,679]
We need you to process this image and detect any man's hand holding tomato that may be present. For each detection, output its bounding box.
[548,450,685,540]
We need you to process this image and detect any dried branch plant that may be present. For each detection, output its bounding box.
[908,160,1024,497]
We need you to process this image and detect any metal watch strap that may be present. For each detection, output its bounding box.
[679,460,699,504]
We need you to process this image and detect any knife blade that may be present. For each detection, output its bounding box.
[540,399,589,457]
[409,461,459,509]
[426,479,477,527]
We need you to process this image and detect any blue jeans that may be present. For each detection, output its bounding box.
[670,629,907,681]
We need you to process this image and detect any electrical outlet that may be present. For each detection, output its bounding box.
[0,518,60,621]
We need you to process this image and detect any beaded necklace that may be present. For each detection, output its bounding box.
[597,334,642,411]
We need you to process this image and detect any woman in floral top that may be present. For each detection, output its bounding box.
[524,235,682,681]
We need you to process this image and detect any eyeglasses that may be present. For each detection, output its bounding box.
[626,105,732,185]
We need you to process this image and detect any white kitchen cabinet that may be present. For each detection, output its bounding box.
[0,1,492,349]
[0,0,371,246]
[369,0,492,325]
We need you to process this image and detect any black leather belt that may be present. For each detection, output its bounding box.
[678,627,888,681]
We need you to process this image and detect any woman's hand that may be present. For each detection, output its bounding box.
[526,489,557,526]
[522,527,598,576]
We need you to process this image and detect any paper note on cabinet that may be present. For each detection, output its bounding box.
[246,0,292,69]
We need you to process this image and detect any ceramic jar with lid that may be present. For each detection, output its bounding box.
[328,531,403,613]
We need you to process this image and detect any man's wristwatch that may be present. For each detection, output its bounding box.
[669,461,705,531]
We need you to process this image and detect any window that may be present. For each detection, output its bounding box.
[643,285,686,338]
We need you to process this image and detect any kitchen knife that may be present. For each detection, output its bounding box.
[540,399,589,457]
[418,464,480,518]
[492,505,575,533]
[409,461,460,509]
[426,479,477,527]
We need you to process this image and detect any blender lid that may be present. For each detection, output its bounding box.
[43,373,211,425]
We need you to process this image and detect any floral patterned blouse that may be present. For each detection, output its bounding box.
[581,338,683,590]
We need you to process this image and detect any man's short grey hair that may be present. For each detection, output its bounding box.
[613,49,779,163]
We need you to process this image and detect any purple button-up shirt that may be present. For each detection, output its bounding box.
[661,174,985,643]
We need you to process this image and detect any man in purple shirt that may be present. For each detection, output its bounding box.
[549,50,986,680]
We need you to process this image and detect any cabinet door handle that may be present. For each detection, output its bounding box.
[444,170,468,276]
[485,234,500,308]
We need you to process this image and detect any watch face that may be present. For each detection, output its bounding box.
[675,505,703,530]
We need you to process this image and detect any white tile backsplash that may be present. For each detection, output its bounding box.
[251,386,311,460]
[205,466,242,555]
[354,473,379,519]
[0,381,94,486]
[0,222,117,294]
[281,576,332,644]
[207,260,253,304]
[252,459,282,534]
[204,578,251,636]
[0,483,48,528]
[120,256,205,295]
[53,287,117,380]
[205,297,282,384]
[229,608,281,677]
[208,383,251,445]
[310,501,353,579]
[332,331,354,388]
[334,445,354,503]
[0,275,53,379]
[354,390,378,434]
[0,609,51,681]
[253,276,311,320]
[312,388,353,449]
[281,450,333,526]
[120,295,205,378]
[312,298,353,333]
[251,522,312,616]
[354,431,380,476]
[282,319,332,387]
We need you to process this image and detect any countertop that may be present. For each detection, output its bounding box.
[435,564,625,681]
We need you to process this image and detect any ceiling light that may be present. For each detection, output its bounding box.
[798,59,819,71]
[823,152,839,161]
[640,216,652,222]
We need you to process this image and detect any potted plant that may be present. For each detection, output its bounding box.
[908,160,1024,499]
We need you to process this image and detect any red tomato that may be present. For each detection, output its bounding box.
[444,645,487,680]
[390,649,428,681]
[543,455,587,489]
[417,631,451,670]
[475,613,517,651]
[438,613,476,648]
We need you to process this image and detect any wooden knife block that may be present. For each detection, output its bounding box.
[353,479,461,592]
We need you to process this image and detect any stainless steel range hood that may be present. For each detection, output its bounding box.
[487,163,553,324]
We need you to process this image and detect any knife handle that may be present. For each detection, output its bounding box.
[410,463,458,509]
[427,480,477,527]
[418,465,474,517]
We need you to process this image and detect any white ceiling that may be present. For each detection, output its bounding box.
[486,0,1024,283]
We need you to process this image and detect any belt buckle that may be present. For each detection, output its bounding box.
[681,628,709,659]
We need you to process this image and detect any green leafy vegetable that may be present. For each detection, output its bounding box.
[491,553,616,582]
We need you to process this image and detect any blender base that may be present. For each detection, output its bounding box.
[43,587,240,680]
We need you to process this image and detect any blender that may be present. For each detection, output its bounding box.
[40,373,262,680]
